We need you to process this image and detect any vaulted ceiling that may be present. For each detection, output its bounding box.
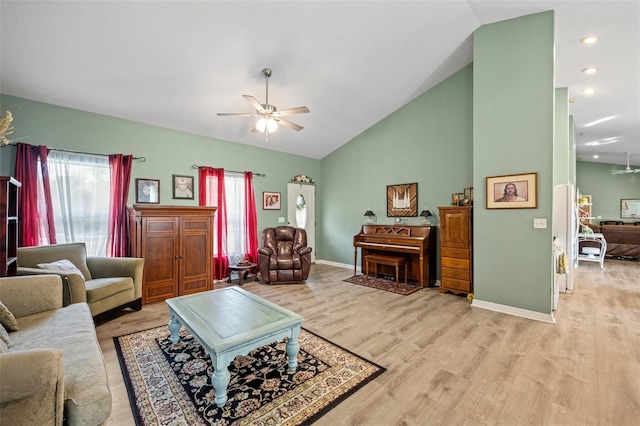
[1,1,638,167]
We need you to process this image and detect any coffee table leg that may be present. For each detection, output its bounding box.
[212,366,231,407]
[286,331,300,373]
[168,312,181,344]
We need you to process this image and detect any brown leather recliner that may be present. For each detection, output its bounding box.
[258,226,312,284]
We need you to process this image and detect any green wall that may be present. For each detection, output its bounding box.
[473,12,555,316]
[320,65,474,266]
[0,94,322,251]
[576,161,640,221]
[554,88,572,185]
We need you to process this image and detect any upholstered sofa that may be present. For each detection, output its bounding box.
[0,275,111,426]
[258,226,312,283]
[17,242,143,317]
[580,224,640,259]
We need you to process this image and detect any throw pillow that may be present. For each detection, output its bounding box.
[0,300,19,332]
[0,322,9,345]
[37,259,84,277]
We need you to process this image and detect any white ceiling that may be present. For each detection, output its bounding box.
[1,1,639,168]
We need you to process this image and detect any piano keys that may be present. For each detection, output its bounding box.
[353,225,436,287]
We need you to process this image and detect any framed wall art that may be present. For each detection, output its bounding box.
[172,175,194,200]
[486,172,537,209]
[387,183,417,217]
[263,192,281,210]
[620,199,640,218]
[135,178,160,204]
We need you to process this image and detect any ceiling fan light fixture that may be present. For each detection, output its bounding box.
[256,117,278,133]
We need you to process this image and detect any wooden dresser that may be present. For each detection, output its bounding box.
[438,205,473,295]
[128,205,217,304]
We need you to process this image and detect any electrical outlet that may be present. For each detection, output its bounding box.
[533,218,547,229]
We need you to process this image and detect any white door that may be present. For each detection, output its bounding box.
[287,183,315,263]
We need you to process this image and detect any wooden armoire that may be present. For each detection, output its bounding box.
[128,205,216,304]
[438,205,473,295]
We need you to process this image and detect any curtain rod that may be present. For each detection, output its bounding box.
[2,142,146,163]
[191,164,266,177]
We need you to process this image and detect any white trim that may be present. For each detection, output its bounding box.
[315,259,354,271]
[471,298,556,324]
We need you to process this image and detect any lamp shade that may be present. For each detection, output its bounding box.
[364,210,375,217]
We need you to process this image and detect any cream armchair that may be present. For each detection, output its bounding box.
[17,242,143,317]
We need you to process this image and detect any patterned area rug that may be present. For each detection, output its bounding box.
[343,274,422,295]
[114,326,385,425]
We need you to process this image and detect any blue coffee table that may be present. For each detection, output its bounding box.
[166,286,304,407]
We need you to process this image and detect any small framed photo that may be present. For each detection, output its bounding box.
[464,187,473,204]
[135,178,160,204]
[172,175,194,200]
[486,172,537,209]
[263,192,281,210]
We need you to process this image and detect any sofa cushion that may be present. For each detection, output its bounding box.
[85,277,133,303]
[11,303,111,425]
[0,300,18,331]
[37,259,84,277]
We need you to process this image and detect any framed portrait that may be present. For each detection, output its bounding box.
[135,178,160,204]
[464,187,473,205]
[172,175,194,200]
[263,192,281,210]
[387,183,417,217]
[486,172,537,209]
[620,199,640,218]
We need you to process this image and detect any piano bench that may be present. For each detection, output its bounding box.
[364,254,407,288]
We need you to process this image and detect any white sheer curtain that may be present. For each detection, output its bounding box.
[224,173,246,265]
[47,151,111,256]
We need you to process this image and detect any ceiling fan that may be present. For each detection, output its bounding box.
[609,152,640,174]
[217,68,309,141]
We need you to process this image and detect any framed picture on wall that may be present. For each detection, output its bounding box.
[263,192,281,210]
[486,172,537,209]
[172,175,194,199]
[387,183,418,217]
[135,178,160,204]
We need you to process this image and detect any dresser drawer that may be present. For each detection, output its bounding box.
[441,247,470,259]
[441,278,471,292]
[441,257,470,270]
[441,267,470,281]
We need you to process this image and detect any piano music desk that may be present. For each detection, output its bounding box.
[364,254,407,288]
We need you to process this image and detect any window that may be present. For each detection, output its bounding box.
[223,173,247,265]
[46,151,110,256]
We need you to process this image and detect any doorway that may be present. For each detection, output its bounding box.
[287,182,316,263]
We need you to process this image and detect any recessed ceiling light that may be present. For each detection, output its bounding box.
[593,155,599,159]
[584,116,616,127]
[582,67,599,74]
[583,88,596,95]
[569,98,576,103]
[581,35,600,44]
[585,140,618,146]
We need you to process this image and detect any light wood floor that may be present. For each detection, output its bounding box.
[96,259,640,425]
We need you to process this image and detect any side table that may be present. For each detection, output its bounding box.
[227,263,257,286]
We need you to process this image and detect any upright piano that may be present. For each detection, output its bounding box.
[353,225,436,287]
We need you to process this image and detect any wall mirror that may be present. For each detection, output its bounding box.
[620,199,640,218]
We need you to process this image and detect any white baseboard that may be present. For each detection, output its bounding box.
[314,259,357,272]
[471,298,556,324]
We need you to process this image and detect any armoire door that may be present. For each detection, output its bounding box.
[142,217,180,303]
[179,216,213,295]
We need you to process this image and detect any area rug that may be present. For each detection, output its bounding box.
[114,326,385,425]
[343,274,422,295]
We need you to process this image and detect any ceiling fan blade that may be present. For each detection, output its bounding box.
[275,118,304,131]
[273,106,310,116]
[216,112,257,117]
[243,95,265,113]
